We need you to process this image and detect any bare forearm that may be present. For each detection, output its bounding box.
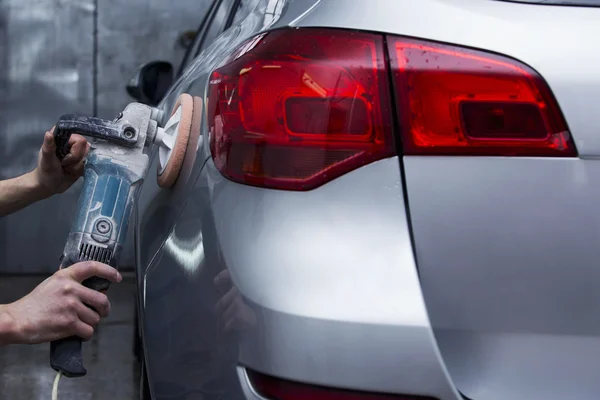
[0,171,49,217]
[0,304,21,347]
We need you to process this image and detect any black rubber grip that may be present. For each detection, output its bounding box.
[53,122,72,161]
[50,337,87,378]
[49,276,112,378]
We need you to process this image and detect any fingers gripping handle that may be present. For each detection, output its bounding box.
[50,259,112,378]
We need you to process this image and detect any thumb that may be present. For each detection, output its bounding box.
[67,261,122,284]
[41,130,56,157]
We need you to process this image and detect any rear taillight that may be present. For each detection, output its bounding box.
[387,37,576,157]
[207,29,394,191]
[207,29,577,191]
[247,370,438,400]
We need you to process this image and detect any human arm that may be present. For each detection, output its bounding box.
[0,128,90,217]
[0,261,122,346]
[0,305,19,346]
[0,172,49,218]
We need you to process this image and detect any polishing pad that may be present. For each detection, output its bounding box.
[172,95,203,188]
[156,93,194,188]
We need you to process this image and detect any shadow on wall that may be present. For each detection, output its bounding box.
[0,0,210,274]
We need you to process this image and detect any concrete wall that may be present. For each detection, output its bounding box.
[0,0,210,273]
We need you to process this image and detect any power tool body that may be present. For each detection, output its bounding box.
[49,103,164,378]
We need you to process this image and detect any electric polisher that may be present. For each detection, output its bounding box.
[48,93,202,385]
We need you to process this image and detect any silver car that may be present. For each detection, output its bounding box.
[130,0,600,399]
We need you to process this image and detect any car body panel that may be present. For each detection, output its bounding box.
[135,0,600,399]
[405,157,600,400]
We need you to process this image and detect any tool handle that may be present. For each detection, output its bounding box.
[53,114,138,160]
[50,275,112,378]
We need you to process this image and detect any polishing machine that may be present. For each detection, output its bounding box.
[49,93,198,380]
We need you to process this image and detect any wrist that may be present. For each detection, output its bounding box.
[0,304,24,346]
[25,169,53,200]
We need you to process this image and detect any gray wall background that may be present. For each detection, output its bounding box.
[0,0,210,273]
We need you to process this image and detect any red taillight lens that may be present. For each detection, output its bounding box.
[207,29,394,191]
[208,29,577,190]
[387,37,576,157]
[247,370,438,400]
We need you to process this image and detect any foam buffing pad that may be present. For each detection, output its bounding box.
[173,96,203,188]
[157,93,194,188]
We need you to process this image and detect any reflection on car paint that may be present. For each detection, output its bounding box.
[214,269,258,333]
[164,230,206,276]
